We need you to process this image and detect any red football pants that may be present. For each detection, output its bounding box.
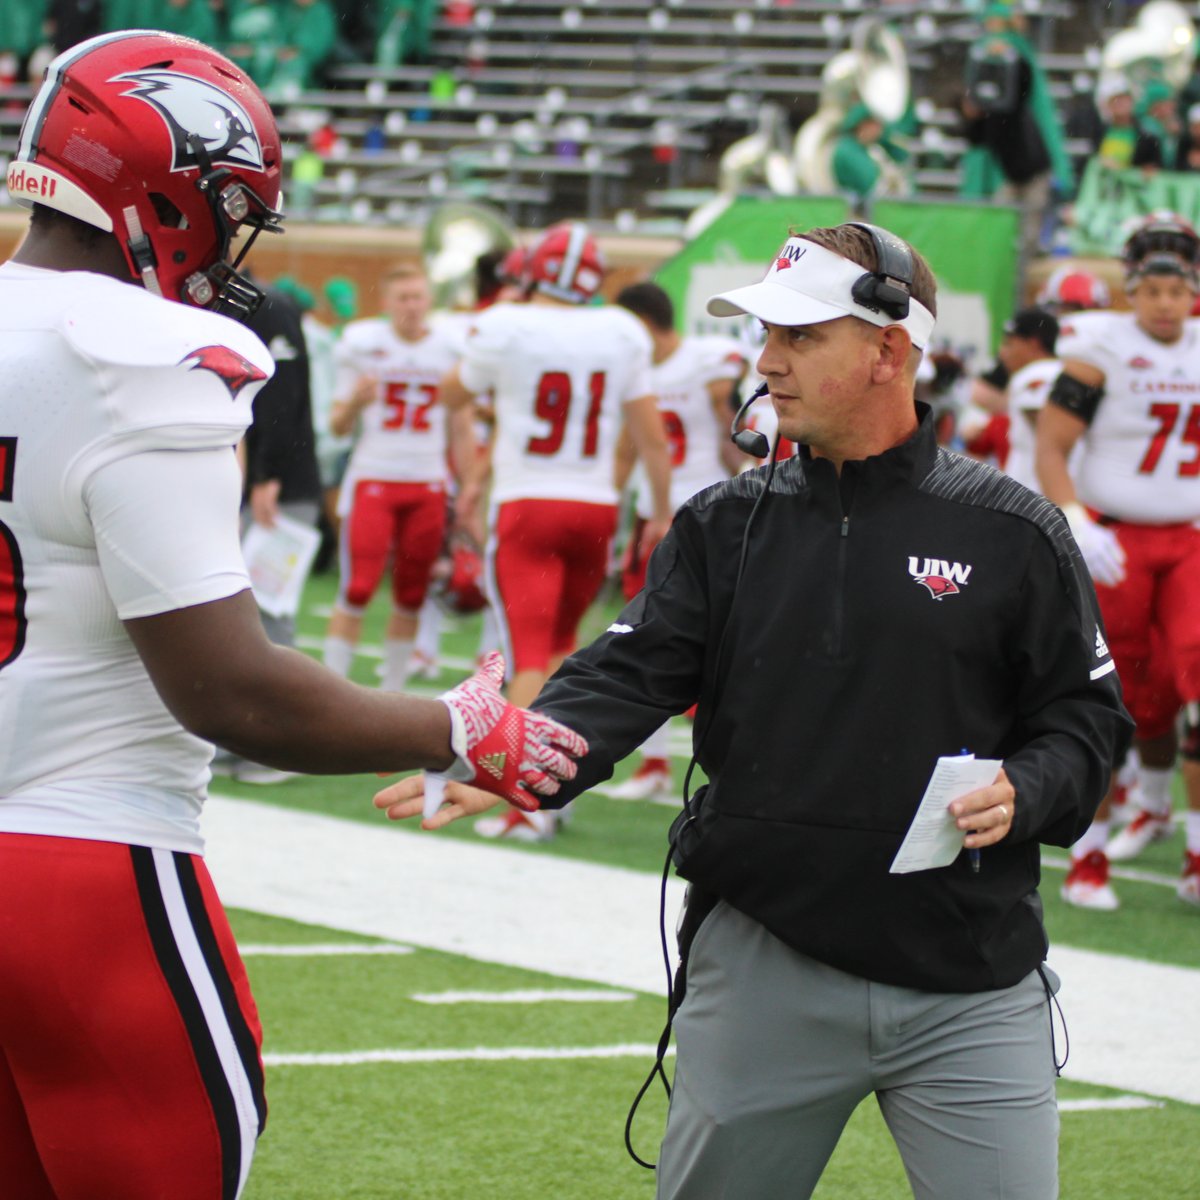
[1096,521,1200,737]
[488,498,617,673]
[338,480,447,613]
[0,834,266,1200]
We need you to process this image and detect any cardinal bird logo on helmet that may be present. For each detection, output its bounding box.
[111,69,264,173]
[180,345,267,398]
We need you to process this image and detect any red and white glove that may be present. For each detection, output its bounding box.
[436,652,588,811]
[1064,503,1126,587]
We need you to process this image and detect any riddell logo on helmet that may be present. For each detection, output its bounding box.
[6,164,56,200]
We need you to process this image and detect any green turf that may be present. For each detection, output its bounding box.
[221,572,1200,1198]
[229,909,1197,1200]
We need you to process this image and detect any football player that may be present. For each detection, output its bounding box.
[0,32,584,1199]
[440,222,672,839]
[322,263,475,690]
[1037,212,1200,910]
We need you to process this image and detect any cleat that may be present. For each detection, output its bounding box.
[1179,852,1200,908]
[608,758,673,802]
[1061,849,1120,911]
[1106,809,1174,861]
[474,808,556,842]
[406,650,441,682]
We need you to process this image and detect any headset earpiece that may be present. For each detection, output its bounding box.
[846,222,913,321]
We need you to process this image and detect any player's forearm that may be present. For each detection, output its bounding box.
[1034,444,1077,509]
[200,642,457,774]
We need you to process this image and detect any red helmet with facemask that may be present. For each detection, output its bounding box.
[527,222,605,304]
[7,30,283,318]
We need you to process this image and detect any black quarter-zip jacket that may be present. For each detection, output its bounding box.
[535,406,1132,993]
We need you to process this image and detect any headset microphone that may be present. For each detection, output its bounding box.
[730,381,771,458]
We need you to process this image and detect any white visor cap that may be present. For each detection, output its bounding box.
[707,237,936,349]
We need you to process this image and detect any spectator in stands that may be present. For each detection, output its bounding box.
[155,0,221,45]
[225,0,281,89]
[1135,80,1183,171]
[1094,77,1142,170]
[275,0,338,92]
[1178,104,1200,171]
[0,0,46,72]
[831,102,909,205]
[960,2,1072,260]
[45,0,102,53]
[376,0,439,67]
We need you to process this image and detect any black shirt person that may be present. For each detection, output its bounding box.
[379,224,1131,1199]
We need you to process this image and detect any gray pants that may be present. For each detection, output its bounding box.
[657,902,1059,1200]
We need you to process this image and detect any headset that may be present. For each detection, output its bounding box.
[729,224,916,459]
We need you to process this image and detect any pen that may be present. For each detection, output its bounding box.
[962,747,981,874]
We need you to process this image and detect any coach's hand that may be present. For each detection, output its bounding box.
[437,652,588,811]
[951,767,1015,848]
[374,774,503,828]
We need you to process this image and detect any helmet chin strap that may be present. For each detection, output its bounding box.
[121,204,163,298]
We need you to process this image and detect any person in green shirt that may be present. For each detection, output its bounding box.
[276,0,337,91]
[1095,77,1139,170]
[1136,79,1182,170]
[0,0,47,60]
[831,102,909,203]
[156,0,220,45]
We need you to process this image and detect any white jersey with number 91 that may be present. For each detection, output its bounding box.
[459,302,654,505]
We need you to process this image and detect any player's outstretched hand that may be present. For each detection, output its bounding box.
[438,651,588,811]
[374,775,502,829]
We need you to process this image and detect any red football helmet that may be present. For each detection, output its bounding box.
[527,222,605,303]
[498,245,529,287]
[1121,211,1200,288]
[432,538,488,615]
[8,30,283,318]
[1035,266,1111,314]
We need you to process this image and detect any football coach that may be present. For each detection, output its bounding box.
[378,222,1132,1199]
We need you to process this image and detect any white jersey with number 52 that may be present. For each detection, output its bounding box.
[1057,310,1200,523]
[459,302,654,505]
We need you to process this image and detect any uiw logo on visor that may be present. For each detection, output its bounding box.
[111,70,264,173]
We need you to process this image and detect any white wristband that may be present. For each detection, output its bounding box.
[437,698,475,783]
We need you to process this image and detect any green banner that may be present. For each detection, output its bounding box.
[654,196,1020,357]
[1071,159,1200,256]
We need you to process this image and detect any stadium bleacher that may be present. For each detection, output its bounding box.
[0,0,1147,235]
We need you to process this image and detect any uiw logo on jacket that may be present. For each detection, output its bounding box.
[908,556,971,600]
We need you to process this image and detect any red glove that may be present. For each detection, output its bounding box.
[437,652,588,811]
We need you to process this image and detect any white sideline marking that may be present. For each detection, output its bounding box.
[411,989,636,1005]
[203,797,1200,1106]
[264,1042,671,1067]
[239,943,412,957]
[1059,1096,1163,1113]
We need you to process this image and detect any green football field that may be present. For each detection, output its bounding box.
[218,570,1200,1199]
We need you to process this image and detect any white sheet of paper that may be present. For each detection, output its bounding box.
[422,772,448,821]
[241,513,321,619]
[890,755,1003,875]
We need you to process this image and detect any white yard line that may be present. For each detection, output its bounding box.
[264,1043,671,1067]
[411,989,636,1004]
[239,943,412,957]
[203,796,1200,1105]
[1059,1096,1163,1113]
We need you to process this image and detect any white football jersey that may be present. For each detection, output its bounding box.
[335,318,461,500]
[1004,357,1064,493]
[634,335,746,517]
[459,302,654,505]
[1057,310,1200,522]
[0,262,272,853]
